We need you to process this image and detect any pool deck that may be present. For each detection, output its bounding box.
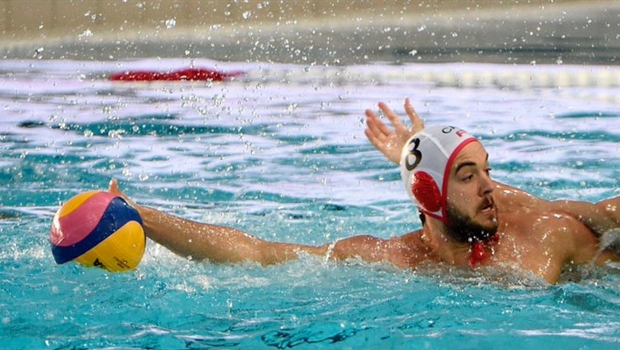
[1,0,619,64]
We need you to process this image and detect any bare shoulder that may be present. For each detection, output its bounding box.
[493,181,549,214]
[386,230,430,267]
[502,209,599,264]
[330,230,427,268]
[505,209,593,241]
[498,210,601,283]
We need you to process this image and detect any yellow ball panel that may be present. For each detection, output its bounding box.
[75,221,145,272]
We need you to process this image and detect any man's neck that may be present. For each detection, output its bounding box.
[422,219,501,267]
[421,223,471,266]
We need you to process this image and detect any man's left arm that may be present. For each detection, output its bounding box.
[363,99,620,238]
[550,197,620,237]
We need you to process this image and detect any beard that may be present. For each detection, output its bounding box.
[445,201,499,243]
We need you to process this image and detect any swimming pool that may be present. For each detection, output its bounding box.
[1,59,620,348]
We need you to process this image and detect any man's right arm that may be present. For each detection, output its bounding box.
[109,179,326,265]
[137,205,412,267]
[110,179,411,267]
[136,205,322,264]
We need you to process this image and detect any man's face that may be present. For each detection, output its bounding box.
[445,142,498,242]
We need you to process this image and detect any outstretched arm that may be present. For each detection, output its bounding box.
[109,180,323,264]
[108,179,409,266]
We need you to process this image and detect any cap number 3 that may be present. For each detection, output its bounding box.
[404,138,422,171]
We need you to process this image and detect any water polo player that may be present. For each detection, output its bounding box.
[400,125,500,266]
[107,100,620,284]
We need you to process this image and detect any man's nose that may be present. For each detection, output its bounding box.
[480,172,494,196]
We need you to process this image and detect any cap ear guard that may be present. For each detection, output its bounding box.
[411,171,442,213]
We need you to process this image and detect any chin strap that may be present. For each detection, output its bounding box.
[469,234,500,267]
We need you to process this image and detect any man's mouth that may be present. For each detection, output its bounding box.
[479,199,495,214]
[478,199,499,226]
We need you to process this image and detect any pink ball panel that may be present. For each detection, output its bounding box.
[50,192,117,246]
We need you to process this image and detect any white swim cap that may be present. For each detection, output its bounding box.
[400,125,479,224]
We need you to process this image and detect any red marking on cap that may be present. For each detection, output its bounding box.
[412,171,442,213]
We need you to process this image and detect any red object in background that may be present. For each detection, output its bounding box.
[109,68,244,82]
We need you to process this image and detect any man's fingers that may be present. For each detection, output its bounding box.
[108,178,138,208]
[404,98,424,132]
[108,178,120,194]
[378,102,405,130]
[365,109,391,140]
[364,129,394,160]
[364,128,389,154]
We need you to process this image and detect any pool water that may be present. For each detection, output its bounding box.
[2,59,620,348]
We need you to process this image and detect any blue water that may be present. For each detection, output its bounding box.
[2,59,620,349]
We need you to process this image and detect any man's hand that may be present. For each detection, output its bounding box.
[364,98,425,165]
[108,178,139,209]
